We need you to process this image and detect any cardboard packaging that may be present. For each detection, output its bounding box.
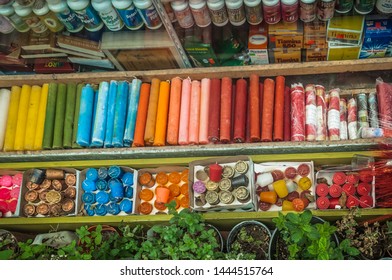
[360,17,392,59]
[248,23,269,65]
[327,15,365,45]
[268,21,304,49]
[303,48,328,61]
[269,48,302,63]
[304,21,327,49]
[328,42,360,60]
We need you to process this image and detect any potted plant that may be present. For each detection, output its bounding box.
[0,230,18,260]
[384,221,392,258]
[270,210,360,260]
[226,220,271,260]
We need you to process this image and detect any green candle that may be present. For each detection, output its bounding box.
[72,83,84,149]
[63,83,77,149]
[52,83,67,149]
[42,83,58,150]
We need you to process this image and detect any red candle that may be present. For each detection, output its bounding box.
[359,169,373,183]
[274,76,285,141]
[329,197,341,209]
[208,78,221,143]
[234,79,247,143]
[220,77,232,143]
[329,184,342,198]
[333,172,347,185]
[359,195,373,208]
[284,86,291,141]
[316,196,330,209]
[259,82,264,138]
[0,188,11,200]
[357,182,371,196]
[342,183,355,196]
[209,163,222,182]
[316,183,329,197]
[249,74,260,142]
[261,78,275,142]
[346,196,359,208]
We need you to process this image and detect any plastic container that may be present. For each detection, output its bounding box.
[46,0,83,33]
[171,0,194,28]
[189,0,212,27]
[262,0,281,24]
[354,0,375,14]
[281,0,299,22]
[0,5,30,32]
[133,0,162,29]
[244,0,263,25]
[67,0,103,31]
[13,1,48,33]
[32,0,64,32]
[207,0,229,26]
[299,0,316,22]
[335,0,354,13]
[225,0,246,26]
[111,0,144,30]
[317,0,335,21]
[92,0,124,31]
[376,0,392,14]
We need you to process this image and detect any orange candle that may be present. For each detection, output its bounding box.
[166,77,182,145]
[133,83,151,147]
[144,78,160,145]
[273,76,285,141]
[153,81,170,146]
[249,74,260,142]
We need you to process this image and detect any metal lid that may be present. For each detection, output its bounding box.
[219,178,232,191]
[222,165,235,178]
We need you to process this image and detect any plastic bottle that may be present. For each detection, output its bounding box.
[46,0,83,33]
[317,0,335,21]
[299,0,316,22]
[281,0,298,22]
[189,0,212,27]
[92,0,124,31]
[354,0,375,14]
[133,0,162,29]
[13,1,48,34]
[32,0,64,33]
[0,4,30,32]
[207,0,229,26]
[67,0,103,31]
[0,14,15,34]
[225,0,246,26]
[262,0,281,24]
[171,0,194,28]
[335,0,354,13]
[111,0,144,30]
[15,0,35,7]
[244,0,263,25]
[376,0,392,14]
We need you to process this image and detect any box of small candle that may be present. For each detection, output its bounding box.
[315,167,375,210]
[135,166,189,215]
[0,170,24,218]
[189,156,257,212]
[18,168,80,217]
[78,166,137,216]
[254,161,315,212]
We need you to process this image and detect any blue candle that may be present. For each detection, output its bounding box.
[121,172,134,186]
[125,186,134,198]
[120,199,133,213]
[82,192,96,204]
[96,191,110,204]
[76,84,95,147]
[89,89,99,147]
[96,179,108,191]
[104,81,117,148]
[91,82,109,147]
[84,204,95,216]
[98,167,108,180]
[86,168,98,181]
[107,202,120,215]
[95,204,107,216]
[112,81,129,147]
[123,78,142,146]
[82,179,97,192]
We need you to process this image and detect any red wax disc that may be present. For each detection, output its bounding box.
[316,183,329,197]
[357,182,371,196]
[346,173,359,184]
[275,198,283,207]
[359,195,373,208]
[316,197,330,209]
[329,197,341,209]
[0,201,9,215]
[286,191,299,201]
[297,164,310,177]
[259,201,272,211]
[329,184,342,198]
[342,183,355,196]
[271,170,285,181]
[359,170,373,183]
[0,188,11,200]
[284,167,297,179]
[332,172,346,185]
[346,196,359,208]
[8,199,17,213]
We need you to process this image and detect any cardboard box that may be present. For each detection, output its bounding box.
[0,170,23,218]
[327,15,365,45]
[360,18,392,59]
[78,166,137,216]
[328,42,360,60]
[248,23,269,65]
[268,21,304,49]
[184,42,220,67]
[303,48,328,61]
[304,21,327,49]
[254,162,315,211]
[269,48,302,63]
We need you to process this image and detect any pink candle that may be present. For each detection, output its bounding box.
[209,163,222,182]
[199,78,211,144]
[178,78,191,145]
[189,80,201,144]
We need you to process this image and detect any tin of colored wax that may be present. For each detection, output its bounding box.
[36,203,50,215]
[193,180,206,194]
[46,190,62,204]
[24,190,39,202]
[45,169,65,180]
[231,174,249,188]
[222,166,235,178]
[206,180,219,191]
[23,204,36,216]
[234,160,248,174]
[195,194,207,206]
[205,190,220,205]
[30,169,45,184]
[219,190,234,204]
[234,186,250,202]
[219,178,232,191]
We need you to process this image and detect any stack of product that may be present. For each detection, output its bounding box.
[302,20,327,61]
[360,16,392,59]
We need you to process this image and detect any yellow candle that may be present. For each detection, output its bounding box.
[14,85,31,151]
[272,179,289,198]
[33,83,49,150]
[24,85,42,150]
[3,86,21,151]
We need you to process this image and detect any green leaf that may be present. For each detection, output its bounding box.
[318,251,329,260]
[287,213,300,224]
[318,237,328,250]
[0,250,13,260]
[291,228,304,243]
[301,210,313,224]
[347,247,360,256]
[307,245,317,255]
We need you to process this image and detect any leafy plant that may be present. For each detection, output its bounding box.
[386,221,392,252]
[272,210,359,260]
[0,230,18,260]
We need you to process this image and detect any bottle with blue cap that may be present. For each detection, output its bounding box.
[120,199,133,213]
[82,192,96,204]
[95,204,107,216]
[111,0,144,30]
[67,0,103,31]
[46,0,83,33]
[107,202,121,215]
[91,0,124,31]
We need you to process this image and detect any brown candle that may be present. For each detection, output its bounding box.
[46,190,62,204]
[25,190,39,203]
[64,187,76,199]
[65,174,76,186]
[52,179,66,191]
[36,203,50,215]
[208,78,221,142]
[39,190,48,202]
[50,203,62,216]
[23,204,36,216]
[233,79,247,143]
[45,169,65,180]
[61,199,75,213]
[40,179,52,190]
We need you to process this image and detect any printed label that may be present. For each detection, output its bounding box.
[139,5,162,28]
[227,6,246,25]
[335,0,354,12]
[209,7,228,26]
[39,12,63,33]
[244,4,263,25]
[348,121,359,139]
[282,2,299,23]
[300,2,316,22]
[74,4,102,30]
[23,14,48,33]
[355,0,375,13]
[173,6,194,28]
[306,104,317,125]
[56,9,83,32]
[99,9,124,31]
[340,121,348,139]
[317,0,335,21]
[191,6,211,27]
[263,3,281,24]
[117,5,143,29]
[9,13,29,31]
[328,109,340,129]
[376,0,392,13]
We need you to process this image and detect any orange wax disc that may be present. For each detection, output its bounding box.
[138,172,155,187]
[181,169,189,182]
[139,189,154,201]
[180,183,189,195]
[180,196,190,208]
[154,201,167,211]
[168,172,181,184]
[139,202,153,215]
[156,172,169,185]
[169,184,181,197]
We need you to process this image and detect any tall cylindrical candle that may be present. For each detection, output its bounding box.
[52,83,67,149]
[144,78,160,145]
[368,92,379,128]
[91,81,109,147]
[112,81,129,147]
[305,84,317,141]
[357,93,369,137]
[178,77,191,145]
[63,83,76,149]
[72,83,84,149]
[33,83,48,150]
[249,74,260,142]
[274,75,285,141]
[259,82,264,138]
[327,88,341,141]
[42,83,57,150]
[0,89,11,150]
[199,78,211,144]
[104,80,118,148]
[339,97,348,140]
[220,77,232,143]
[189,80,201,144]
[3,86,21,152]
[133,83,151,147]
[315,85,327,141]
[24,85,42,150]
[209,163,223,182]
[76,84,95,147]
[124,78,142,146]
[153,81,170,146]
[261,78,275,141]
[347,97,358,140]
[167,77,182,145]
[283,86,291,141]
[290,83,306,141]
[208,78,221,143]
[14,85,31,151]
[234,78,247,143]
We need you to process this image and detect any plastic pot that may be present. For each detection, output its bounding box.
[205,223,224,252]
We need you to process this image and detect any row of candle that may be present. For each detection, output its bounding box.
[0,76,389,151]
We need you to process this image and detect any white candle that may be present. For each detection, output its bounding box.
[0,88,11,150]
